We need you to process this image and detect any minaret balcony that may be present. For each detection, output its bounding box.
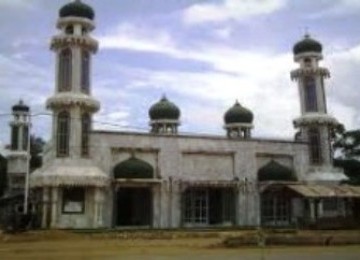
[293,113,338,128]
[50,35,98,52]
[57,17,95,31]
[290,67,330,80]
[46,93,100,112]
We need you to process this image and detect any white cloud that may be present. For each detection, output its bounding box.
[0,0,37,9]
[182,0,287,25]
[308,0,360,18]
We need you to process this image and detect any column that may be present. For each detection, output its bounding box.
[309,199,316,222]
[50,187,58,228]
[41,187,50,228]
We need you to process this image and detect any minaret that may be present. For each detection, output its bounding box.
[7,100,30,194]
[224,100,253,139]
[149,95,181,134]
[47,0,99,159]
[291,34,344,180]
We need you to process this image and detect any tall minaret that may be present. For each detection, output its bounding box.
[291,34,345,181]
[47,0,99,159]
[7,100,30,194]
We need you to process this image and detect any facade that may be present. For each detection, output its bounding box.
[5,0,359,229]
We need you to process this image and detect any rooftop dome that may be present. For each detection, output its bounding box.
[149,96,180,121]
[293,34,322,55]
[258,160,297,182]
[12,100,29,112]
[59,0,95,20]
[113,157,154,179]
[224,100,253,124]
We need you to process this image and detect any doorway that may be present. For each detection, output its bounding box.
[115,187,152,226]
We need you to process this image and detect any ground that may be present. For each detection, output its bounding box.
[0,230,359,259]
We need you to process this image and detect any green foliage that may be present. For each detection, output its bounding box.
[333,128,360,185]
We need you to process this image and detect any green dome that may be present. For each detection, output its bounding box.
[224,100,253,124]
[114,157,154,179]
[258,160,297,182]
[149,96,180,120]
[59,0,95,20]
[293,34,322,55]
[12,100,29,112]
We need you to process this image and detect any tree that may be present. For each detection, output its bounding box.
[333,127,360,184]
[0,154,7,197]
[29,135,45,172]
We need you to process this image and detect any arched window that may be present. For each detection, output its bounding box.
[65,25,73,35]
[22,125,29,151]
[57,111,70,157]
[58,48,72,92]
[303,77,318,112]
[11,126,19,150]
[81,113,90,156]
[308,128,322,164]
[81,50,90,93]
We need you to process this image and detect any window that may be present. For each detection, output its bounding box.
[22,125,28,151]
[11,126,19,150]
[183,189,208,224]
[57,111,70,157]
[308,128,322,164]
[81,50,90,93]
[62,187,85,214]
[65,25,73,35]
[323,198,339,211]
[58,48,72,92]
[261,194,290,226]
[303,77,318,112]
[81,113,90,156]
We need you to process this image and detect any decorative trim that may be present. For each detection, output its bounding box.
[46,93,100,112]
[290,67,330,80]
[51,35,98,52]
[293,113,338,128]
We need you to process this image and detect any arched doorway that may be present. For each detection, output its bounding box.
[113,156,155,227]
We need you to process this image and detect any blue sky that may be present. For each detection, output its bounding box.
[1,0,360,148]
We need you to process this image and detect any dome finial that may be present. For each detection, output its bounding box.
[304,26,310,38]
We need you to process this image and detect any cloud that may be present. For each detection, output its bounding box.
[182,0,287,25]
[0,0,37,9]
[308,0,360,18]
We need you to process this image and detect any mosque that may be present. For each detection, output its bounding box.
[3,0,360,229]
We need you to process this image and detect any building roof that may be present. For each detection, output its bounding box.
[293,34,322,55]
[286,184,360,198]
[149,96,180,121]
[224,100,253,124]
[59,0,95,20]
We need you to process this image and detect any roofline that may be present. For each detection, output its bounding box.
[91,130,307,145]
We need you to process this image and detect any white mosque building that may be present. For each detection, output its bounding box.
[4,0,360,229]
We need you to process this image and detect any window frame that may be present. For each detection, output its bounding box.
[58,48,72,92]
[56,111,70,157]
[62,187,85,214]
[81,50,90,94]
[303,76,318,112]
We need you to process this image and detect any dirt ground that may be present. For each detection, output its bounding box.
[0,231,359,260]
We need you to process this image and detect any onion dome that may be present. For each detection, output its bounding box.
[114,157,154,179]
[293,34,322,55]
[12,100,29,112]
[149,95,180,121]
[59,0,95,20]
[258,160,297,182]
[224,100,253,124]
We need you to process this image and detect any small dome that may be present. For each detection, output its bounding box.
[149,96,180,121]
[59,0,95,20]
[224,100,253,124]
[258,160,297,182]
[293,34,322,55]
[12,100,29,112]
[113,157,154,179]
